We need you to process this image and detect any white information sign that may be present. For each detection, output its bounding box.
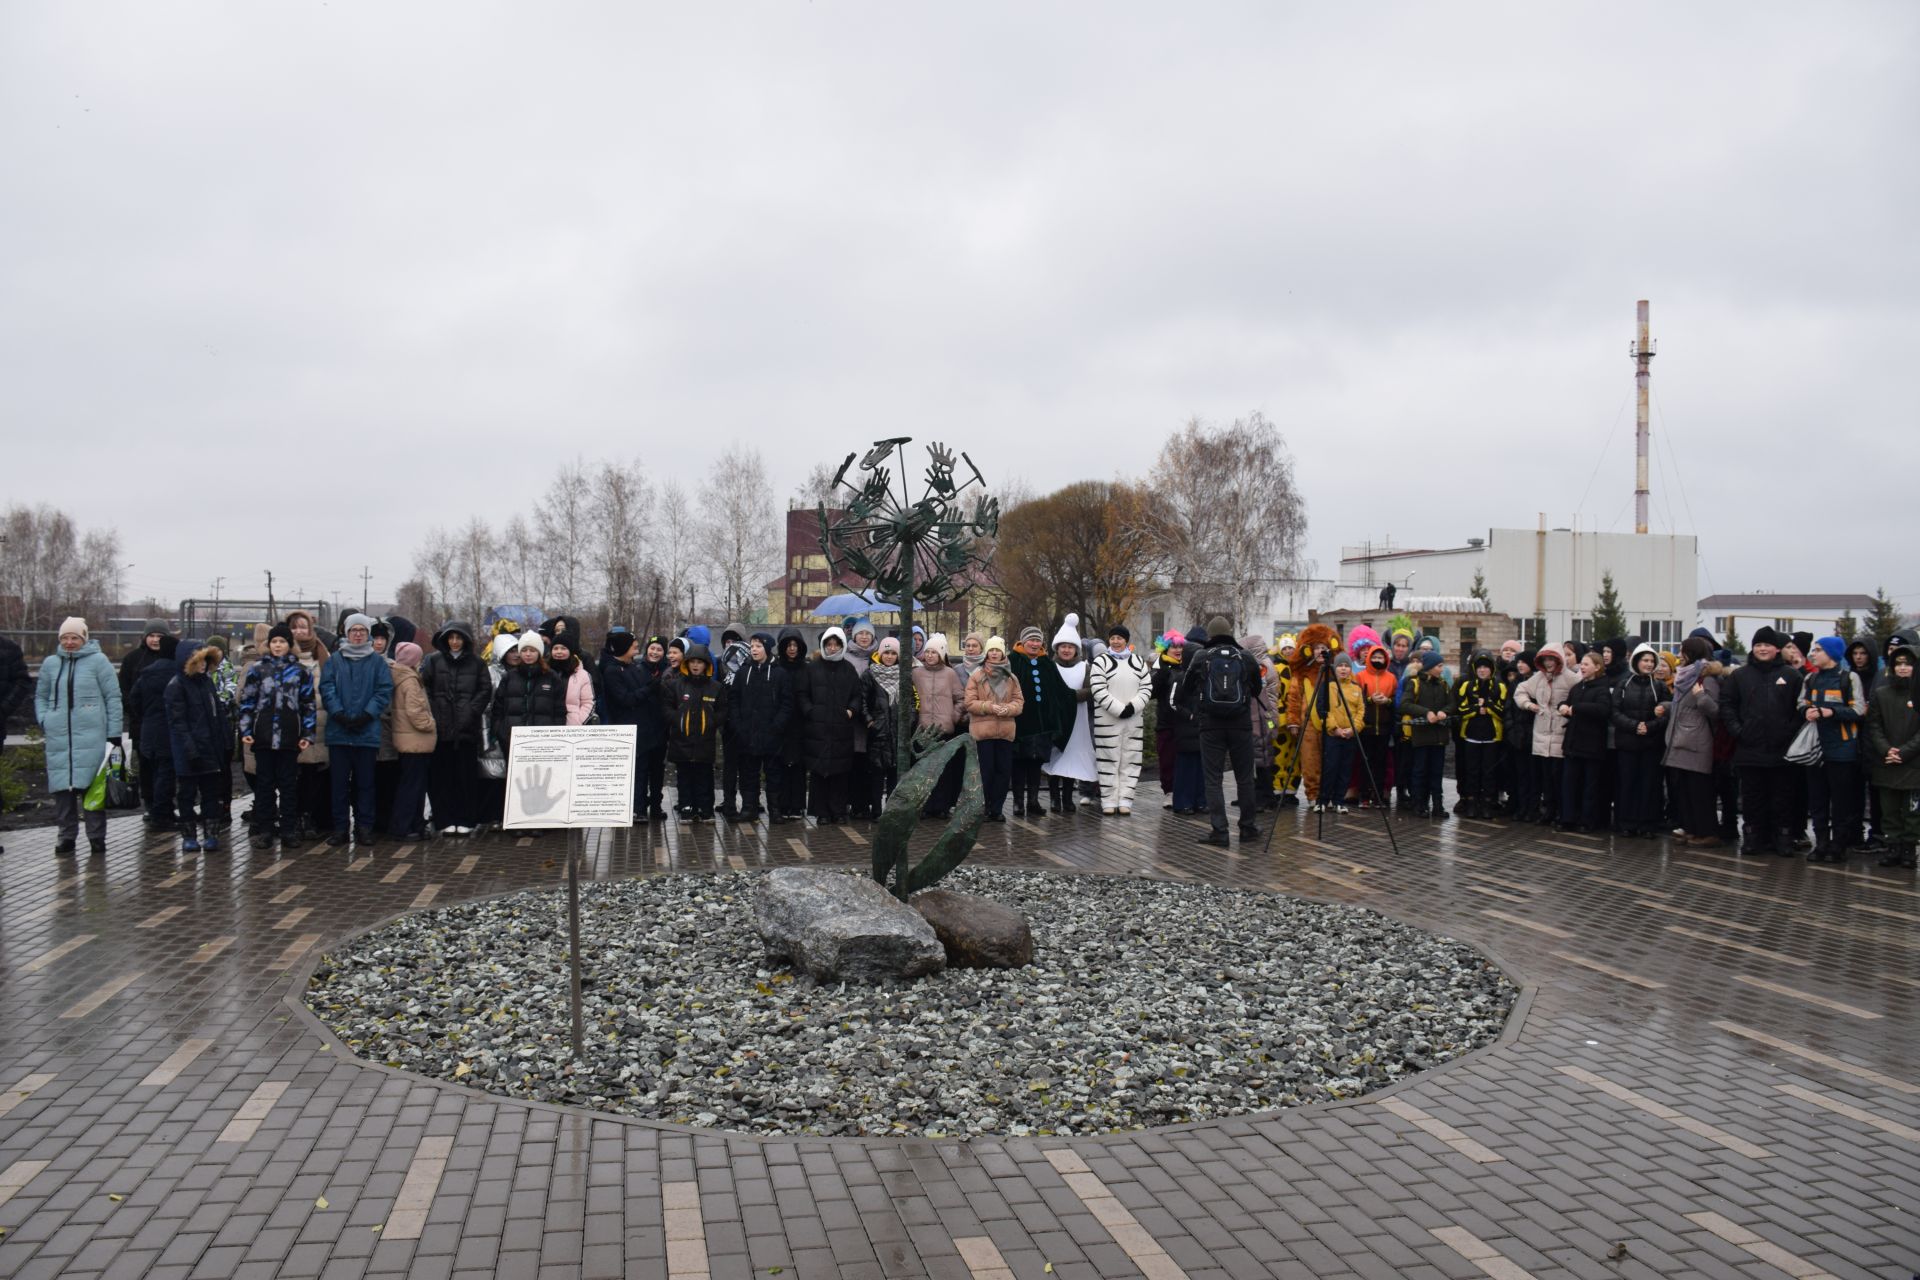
[502,726,637,829]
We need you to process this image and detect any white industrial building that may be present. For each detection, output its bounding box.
[1335,527,1699,648]
[1697,593,1879,646]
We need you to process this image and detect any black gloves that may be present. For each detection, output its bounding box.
[1118,705,1136,719]
[336,712,372,731]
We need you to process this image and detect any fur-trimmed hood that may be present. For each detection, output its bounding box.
[180,642,223,678]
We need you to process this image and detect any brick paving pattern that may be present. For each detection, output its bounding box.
[1,781,1916,1279]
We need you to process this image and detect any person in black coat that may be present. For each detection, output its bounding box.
[0,632,30,735]
[1610,642,1671,838]
[796,626,863,823]
[420,621,493,835]
[489,636,567,758]
[727,632,790,822]
[164,640,232,851]
[1556,651,1613,832]
[130,634,182,829]
[661,643,727,819]
[598,628,663,820]
[1502,654,1538,820]
[1721,626,1806,855]
[772,628,811,820]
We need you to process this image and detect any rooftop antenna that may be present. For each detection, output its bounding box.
[1631,300,1656,534]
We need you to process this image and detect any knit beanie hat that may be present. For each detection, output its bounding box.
[1814,636,1847,665]
[58,616,89,640]
[206,633,229,652]
[924,633,949,658]
[1419,651,1442,671]
[605,628,636,657]
[1051,613,1082,650]
[1751,626,1787,649]
[1205,616,1232,641]
[1018,625,1045,646]
[685,624,712,648]
[1791,631,1815,655]
[268,623,295,646]
[370,619,392,643]
[394,641,425,669]
[1107,623,1130,642]
[877,636,901,658]
[985,634,1008,656]
[343,612,377,636]
[516,632,547,656]
[1333,653,1354,673]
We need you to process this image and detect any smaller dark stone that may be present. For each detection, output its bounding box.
[912,889,1034,969]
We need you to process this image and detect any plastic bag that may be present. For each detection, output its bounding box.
[478,745,507,780]
[1785,720,1822,767]
[84,744,139,811]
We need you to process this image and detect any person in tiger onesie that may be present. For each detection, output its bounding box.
[1270,635,1302,804]
[1088,624,1150,814]
[1283,624,1342,807]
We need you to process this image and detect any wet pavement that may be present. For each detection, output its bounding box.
[1,783,1916,1279]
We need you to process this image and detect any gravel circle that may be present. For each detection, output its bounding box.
[304,867,1517,1138]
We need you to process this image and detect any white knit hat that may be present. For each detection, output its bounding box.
[1051,612,1082,651]
[924,632,949,657]
[515,632,547,656]
[58,616,89,641]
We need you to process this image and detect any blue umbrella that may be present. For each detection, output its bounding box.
[811,588,926,617]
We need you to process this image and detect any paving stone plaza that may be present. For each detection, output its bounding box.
[1,789,1916,1280]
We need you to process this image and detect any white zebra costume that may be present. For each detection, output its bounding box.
[1088,646,1150,813]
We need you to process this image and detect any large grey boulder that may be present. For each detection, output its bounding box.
[753,868,946,984]
[912,889,1034,969]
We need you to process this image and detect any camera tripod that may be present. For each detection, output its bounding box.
[1266,647,1399,856]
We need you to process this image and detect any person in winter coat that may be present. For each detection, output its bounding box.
[1158,624,1208,815]
[548,636,596,726]
[659,641,726,819]
[0,631,31,739]
[1309,652,1368,814]
[1864,643,1920,868]
[862,637,907,814]
[715,628,752,818]
[1503,654,1538,820]
[1150,632,1191,802]
[284,610,333,834]
[1845,637,1888,853]
[1042,615,1098,814]
[1610,642,1672,838]
[1513,647,1576,824]
[598,630,660,820]
[420,621,492,835]
[1663,636,1725,845]
[1180,617,1263,847]
[1284,624,1341,808]
[1721,626,1805,856]
[164,639,231,852]
[1798,635,1868,861]
[238,623,315,848]
[1088,625,1150,815]
[772,629,812,821]
[957,633,986,683]
[1555,652,1613,832]
[118,618,171,808]
[1009,625,1073,817]
[1397,652,1453,818]
[1354,642,1398,808]
[912,634,967,818]
[727,632,791,822]
[37,617,124,855]
[129,633,182,830]
[384,642,436,839]
[1245,634,1280,810]
[965,636,1024,821]
[318,614,395,847]
[490,633,567,759]
[1453,653,1507,819]
[797,626,863,823]
[841,619,878,813]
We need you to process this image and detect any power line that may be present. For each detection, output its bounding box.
[1650,385,1714,596]
[1571,390,1633,524]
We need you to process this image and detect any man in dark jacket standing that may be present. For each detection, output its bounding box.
[1181,617,1262,848]
[420,621,492,835]
[130,633,182,830]
[728,632,790,822]
[1721,626,1804,857]
[120,619,172,807]
[598,628,664,821]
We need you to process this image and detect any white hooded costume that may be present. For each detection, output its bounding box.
[1088,635,1151,812]
[1042,613,1099,783]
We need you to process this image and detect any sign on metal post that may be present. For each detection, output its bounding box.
[502,726,638,1061]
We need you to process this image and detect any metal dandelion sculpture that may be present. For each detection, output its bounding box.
[818,439,1000,900]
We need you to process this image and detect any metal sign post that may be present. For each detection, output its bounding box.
[502,725,639,1063]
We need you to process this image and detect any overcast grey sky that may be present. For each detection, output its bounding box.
[4,3,1915,617]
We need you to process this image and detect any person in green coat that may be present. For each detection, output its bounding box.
[1864,643,1920,868]
[35,616,124,856]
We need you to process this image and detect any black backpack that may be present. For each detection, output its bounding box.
[1197,645,1249,717]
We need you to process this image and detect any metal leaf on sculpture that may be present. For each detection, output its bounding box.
[869,735,984,898]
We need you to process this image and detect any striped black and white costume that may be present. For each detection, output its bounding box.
[1088,645,1150,813]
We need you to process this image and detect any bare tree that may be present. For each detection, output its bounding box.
[654,480,700,623]
[411,528,458,620]
[498,514,543,611]
[1148,413,1310,628]
[445,517,496,623]
[0,504,125,630]
[993,481,1167,633]
[590,460,652,627]
[394,578,434,624]
[700,449,779,622]
[535,458,593,609]
[791,462,839,511]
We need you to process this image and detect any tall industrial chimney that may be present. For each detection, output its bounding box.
[1632,300,1655,534]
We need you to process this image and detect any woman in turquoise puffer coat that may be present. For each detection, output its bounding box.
[35,616,124,855]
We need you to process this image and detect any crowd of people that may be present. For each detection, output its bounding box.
[16,606,1919,871]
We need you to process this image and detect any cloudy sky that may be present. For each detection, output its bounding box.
[4,3,1915,617]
